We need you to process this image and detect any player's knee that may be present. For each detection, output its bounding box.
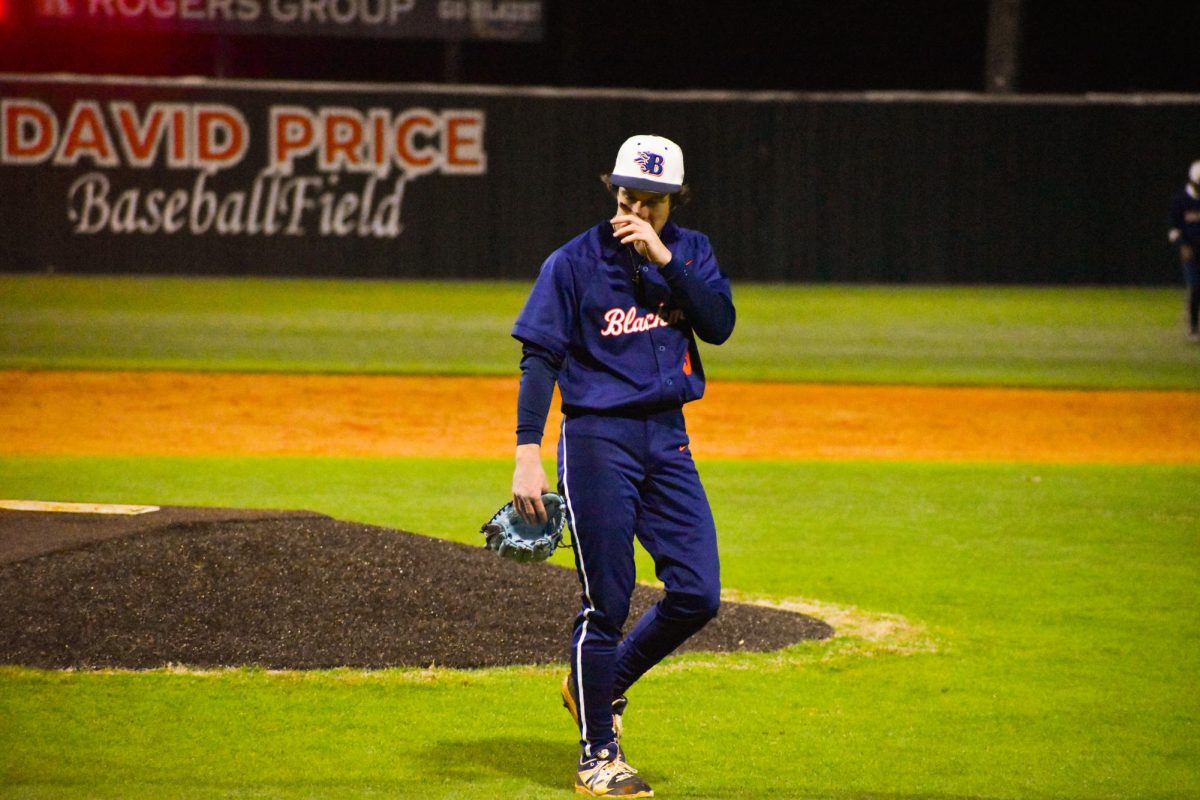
[697,590,721,621]
[665,589,720,622]
[584,600,632,639]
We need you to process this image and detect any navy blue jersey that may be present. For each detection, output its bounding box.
[1168,187,1200,248]
[513,220,733,416]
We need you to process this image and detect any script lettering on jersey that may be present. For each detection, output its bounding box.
[600,305,684,337]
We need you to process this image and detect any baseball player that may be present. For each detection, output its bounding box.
[1168,159,1200,342]
[510,134,735,797]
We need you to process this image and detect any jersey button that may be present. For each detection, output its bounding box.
[667,378,674,385]
[658,345,665,352]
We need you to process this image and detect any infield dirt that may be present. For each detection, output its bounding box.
[2,369,1197,462]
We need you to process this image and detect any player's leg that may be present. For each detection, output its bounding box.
[558,414,644,754]
[1184,260,1200,340]
[613,410,720,697]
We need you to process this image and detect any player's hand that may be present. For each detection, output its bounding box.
[1181,243,1195,264]
[513,443,552,524]
[611,214,672,266]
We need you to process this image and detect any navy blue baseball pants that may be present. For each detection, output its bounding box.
[557,407,721,753]
[1184,259,1200,333]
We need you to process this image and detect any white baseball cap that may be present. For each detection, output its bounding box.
[610,134,685,194]
[1190,160,1200,184]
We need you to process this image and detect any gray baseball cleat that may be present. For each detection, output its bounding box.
[575,741,653,797]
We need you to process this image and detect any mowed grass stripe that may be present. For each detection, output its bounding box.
[2,275,1197,388]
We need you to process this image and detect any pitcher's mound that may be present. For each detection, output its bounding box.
[0,505,832,670]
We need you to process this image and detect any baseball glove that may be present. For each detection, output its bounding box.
[481,492,568,563]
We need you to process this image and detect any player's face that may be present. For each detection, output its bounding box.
[616,187,672,234]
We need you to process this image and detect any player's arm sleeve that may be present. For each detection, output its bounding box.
[659,241,736,345]
[1169,196,1184,245]
[516,344,561,446]
[512,252,574,445]
[512,251,576,357]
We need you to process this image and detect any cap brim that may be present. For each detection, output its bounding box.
[610,174,682,194]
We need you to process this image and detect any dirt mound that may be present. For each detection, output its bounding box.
[0,507,831,670]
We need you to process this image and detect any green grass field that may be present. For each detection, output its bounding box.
[1,275,1198,799]
[2,275,1197,387]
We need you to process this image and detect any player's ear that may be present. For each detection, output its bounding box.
[600,174,619,200]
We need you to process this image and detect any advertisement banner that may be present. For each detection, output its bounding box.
[28,0,543,41]
[3,74,1199,283]
[1,76,520,276]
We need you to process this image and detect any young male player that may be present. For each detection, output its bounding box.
[1168,160,1200,342]
[510,134,736,796]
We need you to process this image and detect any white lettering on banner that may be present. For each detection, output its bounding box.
[35,0,544,31]
[469,1,539,23]
[66,169,406,237]
[83,0,263,20]
[2,95,486,241]
[267,0,412,25]
[600,306,685,337]
[439,0,538,22]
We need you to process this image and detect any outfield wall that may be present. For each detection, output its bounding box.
[2,74,1197,284]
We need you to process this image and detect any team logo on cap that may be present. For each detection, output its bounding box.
[634,150,666,177]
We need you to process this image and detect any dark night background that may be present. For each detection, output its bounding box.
[2,1,1197,283]
[0,1,1196,94]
